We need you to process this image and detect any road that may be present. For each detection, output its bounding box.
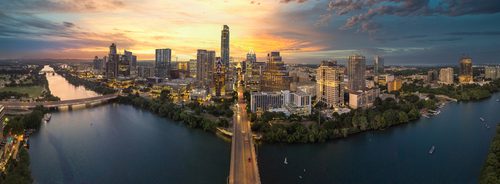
[229,72,260,184]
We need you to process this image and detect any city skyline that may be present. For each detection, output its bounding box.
[1,0,500,64]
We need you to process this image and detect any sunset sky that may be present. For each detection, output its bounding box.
[1,0,500,64]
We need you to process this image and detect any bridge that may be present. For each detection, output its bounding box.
[0,94,119,110]
[228,71,261,184]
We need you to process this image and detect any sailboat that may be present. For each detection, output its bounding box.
[284,157,288,165]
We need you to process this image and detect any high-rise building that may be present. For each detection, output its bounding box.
[246,51,256,64]
[92,56,104,74]
[155,48,172,79]
[189,59,197,78]
[221,25,230,68]
[213,58,226,97]
[316,60,345,108]
[439,67,454,85]
[196,50,215,87]
[124,50,137,77]
[459,56,473,84]
[105,43,119,79]
[427,69,438,83]
[348,54,366,91]
[485,66,500,80]
[138,66,155,78]
[261,52,291,91]
[374,55,384,76]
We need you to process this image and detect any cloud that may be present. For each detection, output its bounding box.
[446,31,500,36]
[280,0,308,3]
[0,0,126,13]
[318,0,500,33]
[63,22,75,28]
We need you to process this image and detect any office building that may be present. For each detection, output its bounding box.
[348,54,366,91]
[189,59,197,78]
[459,56,473,84]
[213,58,226,97]
[439,67,454,85]
[105,43,119,79]
[92,56,104,74]
[196,50,215,87]
[374,55,384,76]
[155,48,172,79]
[246,51,256,64]
[261,52,291,91]
[138,66,155,78]
[221,25,230,68]
[316,60,345,107]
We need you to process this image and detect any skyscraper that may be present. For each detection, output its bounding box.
[189,59,197,78]
[213,58,226,97]
[155,48,172,79]
[246,51,256,64]
[93,56,104,74]
[374,55,384,76]
[459,56,473,84]
[221,25,230,68]
[316,60,345,108]
[105,43,119,79]
[261,52,291,91]
[348,54,366,91]
[439,67,454,85]
[196,49,215,87]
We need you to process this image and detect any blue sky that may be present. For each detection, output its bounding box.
[0,0,500,65]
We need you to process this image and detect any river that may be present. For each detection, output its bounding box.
[29,70,500,183]
[41,65,99,100]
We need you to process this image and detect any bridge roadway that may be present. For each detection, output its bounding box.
[229,73,261,184]
[0,94,118,109]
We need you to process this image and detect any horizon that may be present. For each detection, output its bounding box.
[1,0,500,64]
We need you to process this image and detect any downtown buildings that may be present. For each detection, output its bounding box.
[98,43,137,79]
[250,90,312,116]
[261,52,291,92]
[374,55,384,76]
[485,66,500,80]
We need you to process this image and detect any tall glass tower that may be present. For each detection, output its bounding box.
[221,25,230,68]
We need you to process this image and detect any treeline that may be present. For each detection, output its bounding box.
[402,79,500,101]
[114,93,229,132]
[3,107,46,135]
[0,91,29,100]
[252,95,433,143]
[480,124,500,184]
[0,148,33,184]
[52,66,116,95]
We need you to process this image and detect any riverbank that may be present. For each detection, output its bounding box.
[480,123,500,183]
[51,65,116,95]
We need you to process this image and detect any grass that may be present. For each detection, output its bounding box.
[0,86,44,98]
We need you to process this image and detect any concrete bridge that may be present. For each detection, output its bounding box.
[0,94,119,111]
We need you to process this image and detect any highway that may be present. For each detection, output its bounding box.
[229,71,260,184]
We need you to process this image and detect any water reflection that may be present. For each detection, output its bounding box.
[42,65,99,100]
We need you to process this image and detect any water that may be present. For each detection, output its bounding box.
[29,105,230,183]
[41,65,99,100]
[258,93,500,184]
[31,70,500,183]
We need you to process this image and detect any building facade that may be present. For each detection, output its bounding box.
[105,43,119,79]
[439,67,454,85]
[387,78,403,92]
[374,55,384,76]
[348,54,366,91]
[316,60,345,108]
[250,90,311,116]
[485,66,500,80]
[459,56,473,84]
[155,48,172,79]
[349,88,380,109]
[261,52,291,91]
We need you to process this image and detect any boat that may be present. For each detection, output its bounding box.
[429,146,435,154]
[480,117,485,122]
[42,113,52,122]
[284,157,288,165]
[496,99,499,102]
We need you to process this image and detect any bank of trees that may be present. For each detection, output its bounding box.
[252,95,431,143]
[115,93,229,132]
[0,148,33,184]
[480,124,500,184]
[3,107,45,135]
[402,79,500,101]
